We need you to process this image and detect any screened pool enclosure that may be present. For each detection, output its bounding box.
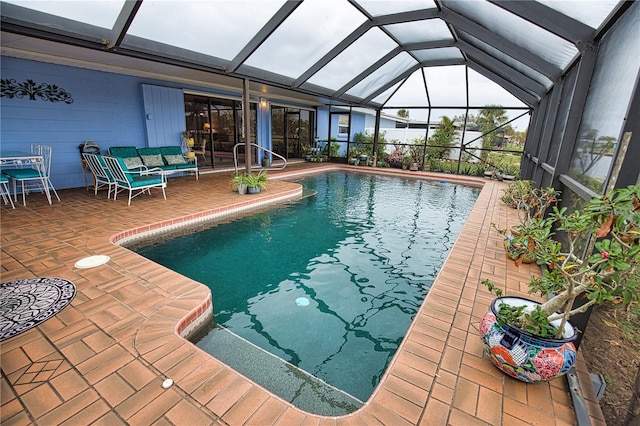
[1,1,640,423]
[1,1,638,199]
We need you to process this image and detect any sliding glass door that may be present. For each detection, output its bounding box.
[271,106,315,159]
[184,94,256,169]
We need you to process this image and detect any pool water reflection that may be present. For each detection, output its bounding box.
[134,172,479,413]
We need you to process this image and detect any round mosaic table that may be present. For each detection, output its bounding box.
[0,277,76,341]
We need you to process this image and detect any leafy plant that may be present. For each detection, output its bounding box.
[426,116,457,161]
[301,143,313,156]
[472,162,486,176]
[499,180,560,232]
[500,179,533,207]
[321,141,340,158]
[230,171,268,191]
[502,162,521,177]
[494,302,558,338]
[244,171,268,189]
[386,145,406,169]
[486,185,640,338]
[230,173,247,186]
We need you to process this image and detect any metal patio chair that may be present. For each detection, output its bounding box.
[0,175,15,208]
[102,155,166,206]
[82,153,116,199]
[2,144,60,206]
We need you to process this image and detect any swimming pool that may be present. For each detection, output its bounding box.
[134,171,479,414]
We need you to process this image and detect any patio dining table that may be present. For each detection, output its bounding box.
[0,150,52,205]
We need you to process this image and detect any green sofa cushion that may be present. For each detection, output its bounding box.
[131,175,164,187]
[109,146,140,158]
[3,168,42,179]
[175,163,197,170]
[137,147,162,156]
[159,146,183,157]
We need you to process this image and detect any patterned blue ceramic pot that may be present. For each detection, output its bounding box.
[479,296,578,383]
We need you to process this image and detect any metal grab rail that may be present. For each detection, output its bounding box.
[233,143,287,174]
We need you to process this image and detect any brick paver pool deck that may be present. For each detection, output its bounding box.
[1,163,605,425]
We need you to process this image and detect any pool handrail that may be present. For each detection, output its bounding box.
[233,143,287,174]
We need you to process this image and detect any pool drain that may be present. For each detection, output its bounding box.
[295,297,310,306]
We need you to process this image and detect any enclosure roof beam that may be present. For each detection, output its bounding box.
[110,1,141,49]
[346,0,441,25]
[292,21,371,87]
[458,40,548,97]
[404,39,457,51]
[362,63,422,105]
[370,9,441,26]
[440,6,562,80]
[227,1,303,73]
[466,61,539,107]
[334,47,404,98]
[488,0,595,49]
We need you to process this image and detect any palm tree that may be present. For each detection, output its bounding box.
[426,115,457,161]
[477,106,508,161]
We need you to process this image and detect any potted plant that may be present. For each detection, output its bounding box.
[497,182,560,263]
[230,173,248,195]
[302,144,313,162]
[500,179,534,209]
[502,163,520,181]
[244,171,268,194]
[399,154,410,170]
[480,184,640,382]
[348,147,361,165]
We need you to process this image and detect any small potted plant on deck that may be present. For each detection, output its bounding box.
[230,173,248,195]
[348,147,362,165]
[500,180,534,209]
[496,181,560,264]
[302,144,313,162]
[480,184,640,383]
[244,171,268,194]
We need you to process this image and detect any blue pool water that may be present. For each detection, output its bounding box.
[134,171,479,413]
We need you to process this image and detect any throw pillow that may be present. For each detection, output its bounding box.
[163,154,188,165]
[140,154,165,167]
[123,156,144,169]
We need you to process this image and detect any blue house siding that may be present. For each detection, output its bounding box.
[141,84,185,148]
[316,106,329,142]
[2,57,323,190]
[349,112,366,141]
[380,117,397,128]
[1,57,151,189]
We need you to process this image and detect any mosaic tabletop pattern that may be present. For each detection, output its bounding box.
[0,277,76,341]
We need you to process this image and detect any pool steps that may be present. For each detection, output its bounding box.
[197,324,363,416]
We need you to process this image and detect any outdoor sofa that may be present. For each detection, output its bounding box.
[108,146,198,179]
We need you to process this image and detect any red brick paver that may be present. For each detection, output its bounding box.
[1,164,603,425]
